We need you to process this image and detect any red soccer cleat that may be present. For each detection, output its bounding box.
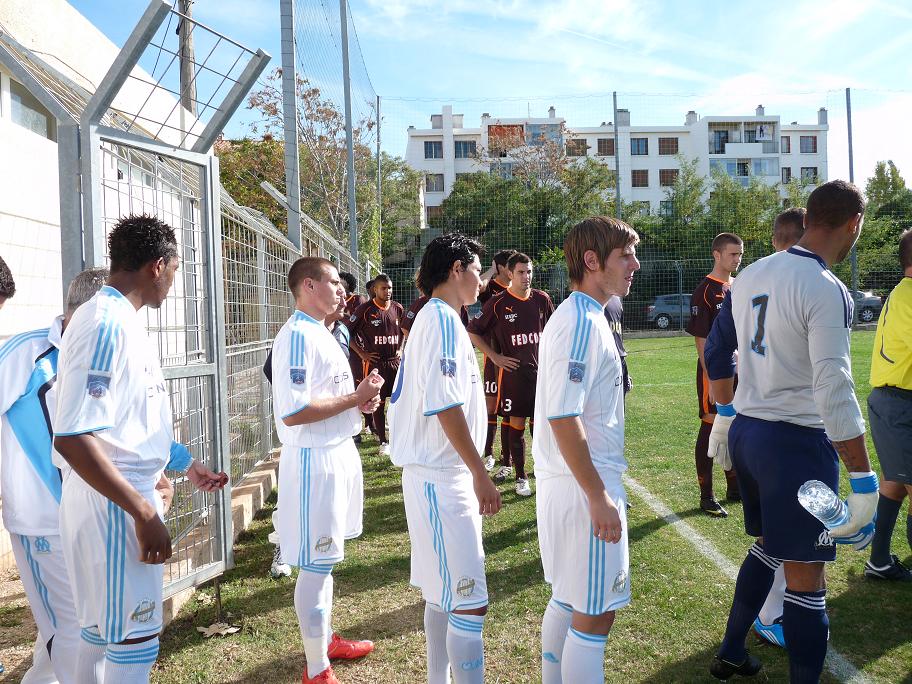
[302,666,341,684]
[327,632,375,660]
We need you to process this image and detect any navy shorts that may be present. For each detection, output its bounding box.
[868,386,912,485]
[729,415,839,562]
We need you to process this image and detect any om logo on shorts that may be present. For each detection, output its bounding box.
[131,599,156,623]
[34,537,51,554]
[315,536,335,554]
[456,577,475,597]
[612,570,628,594]
[815,531,835,549]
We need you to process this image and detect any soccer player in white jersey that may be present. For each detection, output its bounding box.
[388,233,502,684]
[533,216,640,684]
[271,256,383,684]
[54,215,228,684]
[0,268,106,683]
[704,181,878,682]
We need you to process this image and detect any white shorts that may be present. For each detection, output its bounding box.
[277,440,363,568]
[10,533,79,647]
[537,472,630,615]
[402,465,488,611]
[59,475,164,643]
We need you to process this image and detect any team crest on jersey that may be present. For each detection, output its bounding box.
[315,536,336,554]
[504,312,518,323]
[131,599,156,623]
[691,305,699,316]
[816,531,835,549]
[290,368,307,385]
[456,576,476,597]
[349,314,357,323]
[371,318,381,327]
[440,358,457,377]
[406,310,415,319]
[86,373,111,398]
[611,570,629,594]
[568,361,585,383]
[34,537,51,554]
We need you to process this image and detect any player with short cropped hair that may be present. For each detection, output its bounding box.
[686,232,744,517]
[469,252,554,496]
[54,215,228,683]
[271,256,383,684]
[705,181,877,682]
[388,233,502,684]
[340,272,371,440]
[0,254,15,308]
[478,249,516,471]
[534,216,640,684]
[863,228,912,581]
[0,267,106,683]
[402,292,470,339]
[346,274,404,456]
[772,207,806,252]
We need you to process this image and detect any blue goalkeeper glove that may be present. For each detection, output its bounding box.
[829,472,878,551]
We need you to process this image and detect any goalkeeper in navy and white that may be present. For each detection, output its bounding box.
[703,180,879,683]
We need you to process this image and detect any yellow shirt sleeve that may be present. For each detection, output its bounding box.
[870,279,912,390]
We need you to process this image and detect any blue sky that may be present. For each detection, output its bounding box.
[70,0,912,183]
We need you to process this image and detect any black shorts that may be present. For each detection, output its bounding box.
[868,386,912,484]
[367,359,400,400]
[498,366,537,418]
[696,362,736,421]
[483,357,499,398]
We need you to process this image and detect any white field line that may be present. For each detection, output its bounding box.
[623,474,871,684]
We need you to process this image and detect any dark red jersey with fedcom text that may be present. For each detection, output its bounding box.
[478,277,509,305]
[468,289,554,369]
[345,298,404,362]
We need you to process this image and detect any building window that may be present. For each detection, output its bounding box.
[8,77,57,141]
[488,124,524,157]
[736,160,750,177]
[633,201,650,216]
[631,137,648,155]
[631,169,649,187]
[425,174,444,192]
[659,169,679,186]
[424,140,443,159]
[454,140,476,158]
[659,200,674,216]
[781,136,791,153]
[597,138,615,156]
[426,206,444,222]
[566,139,588,157]
[490,161,513,179]
[525,123,562,146]
[782,167,792,184]
[658,137,678,155]
[800,135,817,154]
[801,166,818,181]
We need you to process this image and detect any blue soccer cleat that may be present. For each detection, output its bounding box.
[753,617,785,648]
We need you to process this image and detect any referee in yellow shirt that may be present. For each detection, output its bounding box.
[865,228,912,581]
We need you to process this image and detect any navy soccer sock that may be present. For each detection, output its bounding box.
[509,425,526,480]
[907,514,912,555]
[782,589,828,683]
[718,542,779,663]
[500,420,512,468]
[869,494,903,566]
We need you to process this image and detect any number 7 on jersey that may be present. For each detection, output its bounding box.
[750,294,769,356]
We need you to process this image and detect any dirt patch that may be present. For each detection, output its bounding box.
[0,565,39,682]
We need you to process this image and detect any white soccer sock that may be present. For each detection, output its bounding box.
[446,612,485,684]
[75,627,107,683]
[561,627,607,684]
[541,598,573,684]
[295,565,333,678]
[424,602,450,684]
[758,564,786,625]
[103,637,159,683]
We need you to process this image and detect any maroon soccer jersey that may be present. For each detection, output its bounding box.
[686,275,730,338]
[344,293,366,317]
[468,289,554,370]
[478,277,509,305]
[402,295,469,333]
[346,298,404,362]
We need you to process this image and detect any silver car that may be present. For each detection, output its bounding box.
[850,290,884,324]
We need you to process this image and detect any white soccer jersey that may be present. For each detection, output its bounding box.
[533,291,626,478]
[54,286,172,485]
[271,309,360,448]
[0,318,63,536]
[388,298,485,469]
[728,247,865,441]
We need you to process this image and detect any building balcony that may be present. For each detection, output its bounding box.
[709,141,779,155]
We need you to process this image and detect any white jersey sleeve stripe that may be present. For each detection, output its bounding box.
[91,311,120,372]
[0,329,50,365]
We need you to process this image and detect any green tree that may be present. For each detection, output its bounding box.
[865,161,907,212]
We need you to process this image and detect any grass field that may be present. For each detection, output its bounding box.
[152,331,911,684]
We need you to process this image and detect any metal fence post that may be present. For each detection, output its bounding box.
[256,231,271,461]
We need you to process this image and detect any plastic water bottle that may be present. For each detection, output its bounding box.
[797,480,849,529]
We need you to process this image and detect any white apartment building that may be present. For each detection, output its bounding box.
[405,104,828,221]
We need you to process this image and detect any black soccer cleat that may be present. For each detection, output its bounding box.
[726,489,742,503]
[701,497,729,518]
[709,653,762,680]
[864,554,912,582]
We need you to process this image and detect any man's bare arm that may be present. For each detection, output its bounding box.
[468,332,518,370]
[436,407,501,516]
[832,434,872,473]
[283,371,382,426]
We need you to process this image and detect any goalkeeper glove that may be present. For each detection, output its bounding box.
[707,402,736,471]
[829,472,879,551]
